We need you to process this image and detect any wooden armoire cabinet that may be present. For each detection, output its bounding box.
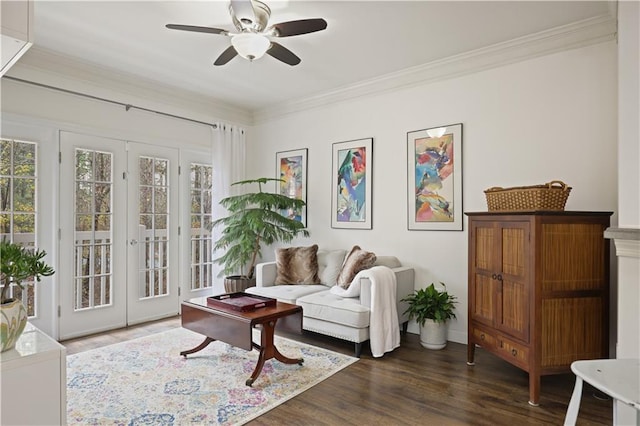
[466,211,612,406]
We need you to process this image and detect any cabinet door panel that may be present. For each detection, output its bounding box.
[474,225,495,270]
[496,223,529,341]
[469,221,499,325]
[501,226,527,278]
[498,278,528,341]
[471,274,497,325]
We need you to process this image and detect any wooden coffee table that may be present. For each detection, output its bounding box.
[180,296,304,386]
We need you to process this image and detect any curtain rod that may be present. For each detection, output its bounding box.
[3,75,219,129]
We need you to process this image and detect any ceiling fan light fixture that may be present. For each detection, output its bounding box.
[231,33,271,61]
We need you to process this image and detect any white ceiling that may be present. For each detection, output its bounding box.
[30,1,612,113]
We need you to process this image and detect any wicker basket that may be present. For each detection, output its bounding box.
[484,180,571,211]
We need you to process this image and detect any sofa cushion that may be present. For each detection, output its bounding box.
[317,249,347,286]
[297,290,370,329]
[336,245,376,289]
[274,244,321,285]
[246,284,327,305]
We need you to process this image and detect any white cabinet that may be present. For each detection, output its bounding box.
[1,323,67,425]
[1,0,34,77]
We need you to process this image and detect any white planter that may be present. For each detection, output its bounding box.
[419,319,448,350]
[1,299,28,352]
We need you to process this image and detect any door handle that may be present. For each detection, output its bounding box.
[130,239,138,246]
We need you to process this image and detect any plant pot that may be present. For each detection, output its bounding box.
[419,319,448,350]
[224,276,256,293]
[1,299,28,352]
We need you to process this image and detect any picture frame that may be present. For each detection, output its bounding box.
[276,148,308,227]
[331,137,373,229]
[407,123,463,231]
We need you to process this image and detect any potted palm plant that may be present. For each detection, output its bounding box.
[211,177,309,292]
[1,240,55,352]
[402,282,457,350]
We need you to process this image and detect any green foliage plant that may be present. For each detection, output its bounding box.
[1,240,55,304]
[401,282,457,326]
[210,177,309,280]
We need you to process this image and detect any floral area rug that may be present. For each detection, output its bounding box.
[66,327,358,425]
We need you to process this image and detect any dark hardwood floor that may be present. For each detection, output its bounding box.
[61,316,612,425]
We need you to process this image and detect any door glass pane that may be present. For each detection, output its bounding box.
[138,156,171,299]
[0,139,39,316]
[95,152,112,182]
[189,163,213,291]
[154,187,167,213]
[13,178,36,211]
[75,182,92,213]
[13,142,36,176]
[94,184,111,212]
[139,157,152,185]
[73,148,113,310]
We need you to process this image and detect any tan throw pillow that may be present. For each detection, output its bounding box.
[336,245,377,289]
[275,245,321,285]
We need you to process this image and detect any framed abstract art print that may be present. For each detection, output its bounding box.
[407,123,463,231]
[276,148,308,227]
[331,138,373,229]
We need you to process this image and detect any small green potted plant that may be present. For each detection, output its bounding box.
[402,282,457,350]
[1,240,55,352]
[210,177,309,292]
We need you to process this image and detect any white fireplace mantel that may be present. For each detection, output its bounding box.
[604,227,640,258]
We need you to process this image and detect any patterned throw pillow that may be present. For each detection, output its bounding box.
[336,245,377,289]
[274,244,321,285]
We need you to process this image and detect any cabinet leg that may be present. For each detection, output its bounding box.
[467,342,476,366]
[528,373,540,406]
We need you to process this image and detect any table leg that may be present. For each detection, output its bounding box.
[246,319,304,386]
[564,376,583,426]
[180,337,215,357]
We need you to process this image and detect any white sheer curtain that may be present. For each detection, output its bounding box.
[211,123,246,293]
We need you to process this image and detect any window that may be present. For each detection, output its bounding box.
[0,139,38,316]
[189,163,213,290]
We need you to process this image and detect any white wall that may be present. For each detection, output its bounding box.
[248,41,618,343]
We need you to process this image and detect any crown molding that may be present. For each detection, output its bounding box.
[6,46,253,125]
[253,13,617,124]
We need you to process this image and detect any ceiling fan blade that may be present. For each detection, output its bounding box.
[269,18,327,37]
[230,0,256,25]
[267,42,301,66]
[214,46,238,66]
[166,24,228,36]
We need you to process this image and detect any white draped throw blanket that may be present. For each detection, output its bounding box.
[330,266,400,357]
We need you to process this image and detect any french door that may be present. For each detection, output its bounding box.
[180,150,215,301]
[59,132,180,339]
[59,132,128,338]
[126,142,179,324]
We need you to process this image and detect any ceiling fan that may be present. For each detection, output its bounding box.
[166,0,327,66]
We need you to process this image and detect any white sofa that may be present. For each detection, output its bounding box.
[246,249,415,357]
